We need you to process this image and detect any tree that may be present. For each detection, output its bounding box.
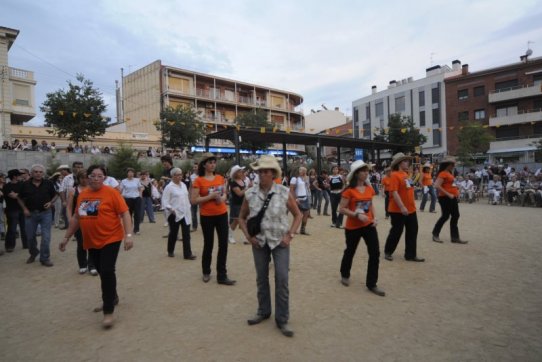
[106,143,141,180]
[456,121,494,166]
[235,109,273,154]
[156,106,205,150]
[530,139,542,162]
[375,113,427,154]
[41,74,109,146]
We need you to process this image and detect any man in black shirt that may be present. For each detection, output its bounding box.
[17,164,58,266]
[3,169,28,252]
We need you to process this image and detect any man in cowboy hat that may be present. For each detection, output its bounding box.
[383,153,425,262]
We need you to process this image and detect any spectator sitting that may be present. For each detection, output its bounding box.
[487,175,503,205]
[460,175,475,203]
[505,175,520,206]
[30,139,39,151]
[39,140,50,152]
[66,143,74,153]
[2,140,11,149]
[103,146,110,154]
[90,145,101,154]
[521,178,537,206]
[74,145,83,153]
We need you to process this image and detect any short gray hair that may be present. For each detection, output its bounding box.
[31,164,45,173]
[170,167,183,177]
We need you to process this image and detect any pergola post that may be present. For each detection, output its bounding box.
[205,135,210,152]
[233,127,241,165]
[316,139,322,174]
[337,146,341,168]
[282,140,288,177]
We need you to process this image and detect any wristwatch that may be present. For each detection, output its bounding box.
[126,233,133,237]
[288,232,295,238]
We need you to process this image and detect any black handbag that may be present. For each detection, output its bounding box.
[247,192,274,237]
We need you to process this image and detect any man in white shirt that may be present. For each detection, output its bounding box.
[460,175,475,203]
[506,175,521,205]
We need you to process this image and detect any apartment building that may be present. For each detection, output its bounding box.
[304,107,351,134]
[0,26,36,142]
[445,56,542,163]
[352,61,463,158]
[121,60,304,149]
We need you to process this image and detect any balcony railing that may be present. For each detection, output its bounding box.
[489,83,542,103]
[9,67,34,81]
[489,108,542,127]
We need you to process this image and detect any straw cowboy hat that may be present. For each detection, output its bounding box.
[346,160,373,183]
[198,152,216,165]
[230,165,245,179]
[250,155,282,178]
[57,164,70,171]
[390,152,412,169]
[439,156,457,165]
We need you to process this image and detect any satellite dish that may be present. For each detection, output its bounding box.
[526,48,533,57]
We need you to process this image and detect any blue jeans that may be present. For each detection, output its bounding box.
[420,185,437,212]
[252,244,290,325]
[316,190,330,215]
[26,210,52,262]
[140,196,155,222]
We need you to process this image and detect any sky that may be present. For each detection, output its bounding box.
[2,0,542,127]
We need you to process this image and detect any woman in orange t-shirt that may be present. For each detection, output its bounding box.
[338,160,385,296]
[432,157,468,244]
[190,153,235,285]
[59,165,133,329]
[380,168,392,219]
[419,164,437,213]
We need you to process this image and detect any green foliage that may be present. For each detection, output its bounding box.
[235,109,273,153]
[157,106,206,149]
[375,114,427,154]
[41,74,109,146]
[46,159,61,177]
[530,139,542,162]
[106,144,141,179]
[457,121,494,166]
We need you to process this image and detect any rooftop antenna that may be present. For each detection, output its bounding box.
[430,52,436,66]
[526,41,534,57]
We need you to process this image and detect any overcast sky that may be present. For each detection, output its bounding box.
[2,0,542,126]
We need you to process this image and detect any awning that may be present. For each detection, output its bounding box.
[487,146,536,154]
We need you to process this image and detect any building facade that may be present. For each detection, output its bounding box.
[444,57,542,164]
[352,61,463,158]
[304,107,351,134]
[0,26,36,143]
[121,60,305,149]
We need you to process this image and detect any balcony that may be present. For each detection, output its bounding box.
[9,67,36,84]
[489,83,542,103]
[489,108,542,127]
[488,136,541,155]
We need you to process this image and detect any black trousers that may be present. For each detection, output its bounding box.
[330,192,344,227]
[340,225,380,289]
[75,229,94,269]
[5,209,28,250]
[124,197,141,233]
[384,191,390,217]
[384,212,419,259]
[200,213,229,280]
[167,214,192,257]
[432,197,460,240]
[89,241,121,314]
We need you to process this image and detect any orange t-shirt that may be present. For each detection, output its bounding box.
[421,172,433,186]
[388,170,416,214]
[437,171,459,197]
[274,177,282,185]
[76,185,129,250]
[193,175,228,216]
[342,186,375,230]
[381,176,392,191]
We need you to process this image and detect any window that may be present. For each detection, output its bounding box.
[458,111,469,121]
[534,74,542,85]
[495,125,519,139]
[432,108,441,126]
[13,84,31,106]
[533,99,542,111]
[395,96,405,112]
[419,111,426,126]
[458,89,468,100]
[496,105,518,117]
[433,129,441,146]
[495,79,518,92]
[271,95,284,108]
[363,122,371,138]
[365,105,370,120]
[533,122,542,135]
[353,108,359,138]
[375,101,384,118]
[474,86,485,97]
[419,91,425,107]
[168,77,191,93]
[474,109,486,120]
[431,85,440,104]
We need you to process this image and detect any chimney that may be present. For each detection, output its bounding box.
[389,80,397,88]
[371,85,377,94]
[462,64,469,75]
[407,77,413,83]
[426,65,441,76]
[452,59,461,71]
[334,107,339,111]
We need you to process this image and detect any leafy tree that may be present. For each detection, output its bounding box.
[106,143,141,179]
[235,109,273,154]
[41,74,109,146]
[530,139,542,162]
[156,106,205,150]
[457,121,494,166]
[375,113,427,154]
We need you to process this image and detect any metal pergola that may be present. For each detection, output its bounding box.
[205,127,408,173]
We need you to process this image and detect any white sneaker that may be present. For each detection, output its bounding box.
[163,222,168,227]
[89,268,98,276]
[79,268,87,274]
[229,235,237,244]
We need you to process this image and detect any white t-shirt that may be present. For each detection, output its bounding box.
[103,176,119,188]
[290,176,308,198]
[120,178,142,198]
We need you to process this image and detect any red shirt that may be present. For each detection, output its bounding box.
[437,171,459,197]
[342,186,375,230]
[193,175,228,216]
[388,170,416,214]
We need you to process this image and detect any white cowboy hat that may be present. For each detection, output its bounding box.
[346,160,373,183]
[250,155,282,179]
[198,152,216,165]
[230,165,245,178]
[390,152,412,169]
[440,156,457,165]
[57,164,70,171]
